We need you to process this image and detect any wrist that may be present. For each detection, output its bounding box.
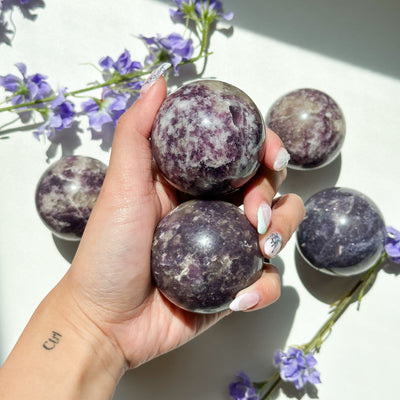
[0,278,126,399]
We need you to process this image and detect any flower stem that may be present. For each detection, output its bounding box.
[258,251,388,399]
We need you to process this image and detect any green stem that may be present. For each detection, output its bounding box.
[259,251,388,399]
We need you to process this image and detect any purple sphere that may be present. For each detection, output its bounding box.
[35,155,107,241]
[296,187,386,276]
[266,88,345,170]
[151,80,265,196]
[151,200,264,313]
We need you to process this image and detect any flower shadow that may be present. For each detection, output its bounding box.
[0,0,45,45]
[279,380,319,399]
[45,121,83,162]
[113,259,300,400]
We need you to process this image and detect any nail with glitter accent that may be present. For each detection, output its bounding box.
[257,201,272,235]
[229,292,260,312]
[140,62,171,96]
[264,232,283,258]
[273,147,290,171]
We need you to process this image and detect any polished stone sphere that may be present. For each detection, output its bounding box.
[266,88,345,170]
[297,187,386,276]
[35,155,107,241]
[151,80,265,196]
[151,200,264,313]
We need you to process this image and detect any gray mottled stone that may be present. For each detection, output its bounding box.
[35,155,107,241]
[296,187,386,276]
[151,80,265,196]
[151,200,263,313]
[266,88,345,169]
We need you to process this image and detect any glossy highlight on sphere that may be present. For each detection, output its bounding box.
[266,88,345,170]
[35,155,107,241]
[151,200,264,313]
[151,80,265,196]
[296,187,386,276]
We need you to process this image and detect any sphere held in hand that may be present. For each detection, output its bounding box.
[151,80,265,196]
[296,187,386,276]
[35,155,107,241]
[151,200,264,313]
[266,88,345,170]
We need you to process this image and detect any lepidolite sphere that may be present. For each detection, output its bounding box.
[266,88,345,169]
[151,200,264,313]
[35,155,107,240]
[151,80,265,196]
[297,187,386,276]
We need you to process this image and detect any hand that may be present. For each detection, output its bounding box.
[62,74,304,371]
[0,72,304,400]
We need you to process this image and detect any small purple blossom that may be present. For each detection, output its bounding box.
[229,372,260,400]
[0,63,52,107]
[33,89,75,139]
[140,32,194,74]
[170,0,234,23]
[274,347,321,390]
[99,49,142,77]
[385,226,400,263]
[81,90,128,132]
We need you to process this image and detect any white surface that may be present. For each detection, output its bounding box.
[1,1,400,399]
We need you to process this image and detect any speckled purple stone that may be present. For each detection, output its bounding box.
[151,80,265,196]
[266,88,345,169]
[151,200,263,313]
[297,187,386,276]
[35,155,107,241]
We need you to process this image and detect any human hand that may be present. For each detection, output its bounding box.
[59,70,304,374]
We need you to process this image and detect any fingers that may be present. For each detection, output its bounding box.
[102,76,168,201]
[263,127,291,172]
[229,263,281,312]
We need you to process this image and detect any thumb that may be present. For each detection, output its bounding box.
[103,74,168,200]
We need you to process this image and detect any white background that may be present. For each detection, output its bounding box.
[1,1,399,399]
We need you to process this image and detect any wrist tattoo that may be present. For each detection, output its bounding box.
[42,331,62,350]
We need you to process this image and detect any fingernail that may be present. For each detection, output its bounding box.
[273,147,290,171]
[229,292,260,312]
[257,202,272,235]
[140,62,171,96]
[264,232,283,258]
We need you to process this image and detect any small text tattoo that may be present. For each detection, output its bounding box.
[42,331,62,350]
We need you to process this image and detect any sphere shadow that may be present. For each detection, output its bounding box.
[294,247,375,305]
[113,260,300,400]
[52,235,80,264]
[279,154,342,202]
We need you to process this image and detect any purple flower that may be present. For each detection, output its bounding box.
[170,0,233,23]
[274,347,321,390]
[229,372,260,400]
[0,63,52,106]
[140,32,194,74]
[81,90,128,132]
[385,226,400,263]
[99,49,142,77]
[34,89,75,139]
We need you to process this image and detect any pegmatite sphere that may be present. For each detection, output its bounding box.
[35,155,107,241]
[266,88,345,170]
[151,200,264,313]
[151,80,265,197]
[296,187,386,276]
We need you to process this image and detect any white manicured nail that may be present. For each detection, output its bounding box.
[273,147,290,171]
[140,62,171,96]
[229,292,260,312]
[264,232,283,258]
[257,202,272,235]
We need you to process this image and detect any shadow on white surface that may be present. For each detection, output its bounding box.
[113,260,300,400]
[279,155,342,202]
[52,235,80,264]
[158,0,400,79]
[294,247,376,305]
